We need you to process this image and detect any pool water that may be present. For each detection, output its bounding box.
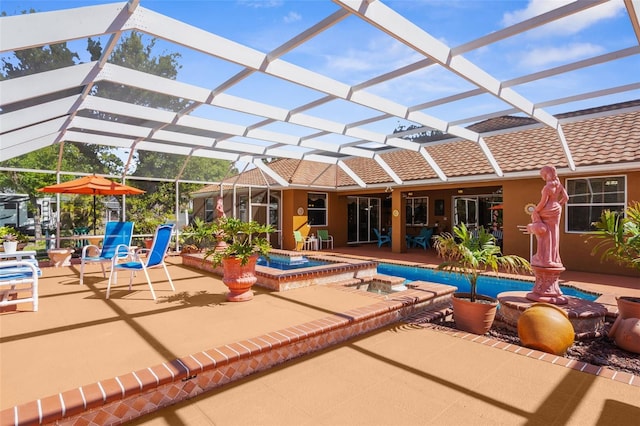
[377,263,599,301]
[257,255,328,270]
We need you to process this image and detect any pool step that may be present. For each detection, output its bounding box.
[344,274,410,294]
[367,274,408,293]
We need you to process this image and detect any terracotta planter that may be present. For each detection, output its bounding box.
[451,292,498,335]
[609,296,640,354]
[609,317,640,354]
[517,303,574,355]
[221,254,259,302]
[144,238,153,249]
[615,296,640,319]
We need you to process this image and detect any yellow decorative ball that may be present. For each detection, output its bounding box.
[517,303,574,355]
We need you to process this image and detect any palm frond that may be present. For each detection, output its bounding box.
[434,223,531,302]
[587,201,640,272]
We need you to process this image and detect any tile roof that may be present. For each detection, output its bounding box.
[193,100,640,195]
[564,111,640,166]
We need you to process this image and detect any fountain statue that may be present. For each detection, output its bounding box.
[526,165,569,304]
[497,166,608,338]
[216,196,226,219]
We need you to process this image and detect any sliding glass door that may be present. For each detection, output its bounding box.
[347,197,380,243]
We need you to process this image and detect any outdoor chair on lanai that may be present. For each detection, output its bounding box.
[79,221,134,285]
[408,227,433,250]
[107,224,175,300]
[317,229,334,250]
[373,228,391,248]
[492,229,504,249]
[293,231,308,251]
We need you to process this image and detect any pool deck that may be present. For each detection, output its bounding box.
[1,245,639,425]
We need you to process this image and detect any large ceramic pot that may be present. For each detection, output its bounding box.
[452,292,498,335]
[221,254,259,302]
[614,296,640,319]
[609,318,640,354]
[517,303,574,355]
[144,238,153,249]
[609,296,640,354]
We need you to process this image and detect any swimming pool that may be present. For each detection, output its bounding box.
[377,263,600,301]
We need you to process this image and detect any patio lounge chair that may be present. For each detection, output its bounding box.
[317,229,334,250]
[373,228,391,247]
[0,260,40,312]
[107,223,175,300]
[79,221,134,285]
[408,227,433,250]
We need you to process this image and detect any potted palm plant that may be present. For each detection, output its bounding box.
[588,201,640,348]
[205,217,274,302]
[434,223,531,334]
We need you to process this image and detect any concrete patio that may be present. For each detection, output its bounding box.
[1,246,639,425]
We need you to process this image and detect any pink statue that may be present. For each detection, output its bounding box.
[216,197,226,219]
[527,166,568,268]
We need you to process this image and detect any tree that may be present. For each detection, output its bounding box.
[1,14,233,233]
[88,32,234,214]
[0,10,78,81]
[0,9,125,219]
[393,123,444,142]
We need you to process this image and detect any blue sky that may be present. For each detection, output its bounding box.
[2,0,638,133]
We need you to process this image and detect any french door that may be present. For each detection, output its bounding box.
[454,197,478,229]
[347,197,380,243]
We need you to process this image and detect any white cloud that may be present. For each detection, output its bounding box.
[502,0,625,37]
[283,11,301,24]
[520,43,605,68]
[318,35,471,103]
[237,0,284,9]
[323,37,422,76]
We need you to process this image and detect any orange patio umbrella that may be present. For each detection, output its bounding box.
[38,174,145,234]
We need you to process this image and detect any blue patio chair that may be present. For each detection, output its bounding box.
[107,224,175,300]
[373,228,391,247]
[79,221,134,285]
[408,227,433,250]
[492,229,504,249]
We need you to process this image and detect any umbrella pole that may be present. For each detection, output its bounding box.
[93,195,97,235]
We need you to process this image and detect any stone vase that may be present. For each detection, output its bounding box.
[48,248,74,267]
[221,254,259,302]
[517,303,574,355]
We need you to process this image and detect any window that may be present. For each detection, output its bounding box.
[204,198,214,222]
[566,176,626,232]
[406,197,428,226]
[307,192,327,226]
